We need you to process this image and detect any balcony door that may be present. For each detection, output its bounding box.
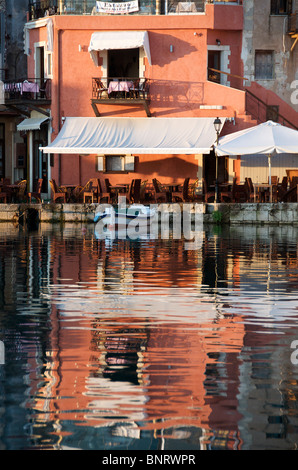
[0,124,4,178]
[33,124,48,194]
[208,51,221,84]
[35,44,45,87]
[108,48,139,79]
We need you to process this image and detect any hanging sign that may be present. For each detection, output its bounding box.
[96,0,139,14]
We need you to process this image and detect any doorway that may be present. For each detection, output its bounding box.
[204,151,228,187]
[108,48,139,79]
[0,124,4,179]
[35,45,45,87]
[33,124,48,193]
[208,50,221,84]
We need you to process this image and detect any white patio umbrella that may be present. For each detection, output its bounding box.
[214,120,298,184]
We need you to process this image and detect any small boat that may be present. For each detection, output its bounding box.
[94,222,157,241]
[94,203,157,226]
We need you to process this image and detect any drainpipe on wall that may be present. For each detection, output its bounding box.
[56,28,61,186]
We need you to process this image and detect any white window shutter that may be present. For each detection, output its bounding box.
[124,155,135,171]
[97,155,105,171]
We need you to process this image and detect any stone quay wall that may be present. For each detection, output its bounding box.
[0,203,298,225]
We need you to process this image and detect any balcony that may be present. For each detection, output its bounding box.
[28,0,241,19]
[91,77,151,117]
[3,78,51,117]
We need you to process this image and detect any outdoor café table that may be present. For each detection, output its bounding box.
[6,184,20,202]
[253,183,273,203]
[108,81,133,97]
[109,184,129,202]
[21,81,39,94]
[60,184,77,202]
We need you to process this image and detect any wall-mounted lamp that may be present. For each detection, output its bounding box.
[170,44,174,53]
[78,44,82,52]
[216,39,221,46]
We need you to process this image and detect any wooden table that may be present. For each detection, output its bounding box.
[254,183,273,203]
[108,81,133,97]
[60,184,77,202]
[109,184,129,202]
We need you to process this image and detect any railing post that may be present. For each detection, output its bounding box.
[156,0,161,14]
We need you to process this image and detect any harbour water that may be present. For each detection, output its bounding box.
[1,222,298,450]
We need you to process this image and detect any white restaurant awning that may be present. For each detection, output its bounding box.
[40,117,226,155]
[88,31,152,66]
[17,116,49,131]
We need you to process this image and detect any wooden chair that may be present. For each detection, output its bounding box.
[129,79,140,98]
[290,176,298,189]
[98,179,111,203]
[16,179,28,202]
[172,178,190,202]
[268,176,279,202]
[139,78,149,99]
[219,182,233,203]
[121,179,141,204]
[140,180,152,202]
[83,179,99,203]
[202,178,215,202]
[0,178,12,203]
[94,79,108,99]
[232,178,247,203]
[39,79,49,99]
[0,188,8,203]
[220,182,233,203]
[103,178,115,202]
[1,178,10,185]
[244,177,255,202]
[49,179,67,203]
[269,176,279,185]
[190,179,204,202]
[132,178,141,203]
[152,178,167,203]
[280,183,298,202]
[72,184,84,202]
[122,179,135,204]
[28,178,43,203]
[276,176,288,201]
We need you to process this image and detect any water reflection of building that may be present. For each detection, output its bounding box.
[29,226,246,448]
[1,225,298,449]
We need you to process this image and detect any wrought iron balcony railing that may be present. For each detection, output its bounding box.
[92,77,150,101]
[28,0,241,20]
[91,77,151,116]
[4,78,51,102]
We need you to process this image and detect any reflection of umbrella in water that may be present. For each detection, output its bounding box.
[215,120,298,184]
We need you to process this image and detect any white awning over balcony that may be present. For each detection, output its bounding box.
[88,31,152,66]
[40,117,226,155]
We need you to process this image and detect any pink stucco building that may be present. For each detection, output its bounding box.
[2,0,298,198]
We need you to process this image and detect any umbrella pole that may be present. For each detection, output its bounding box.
[215,151,219,203]
[268,154,271,185]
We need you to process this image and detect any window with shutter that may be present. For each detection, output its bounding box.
[255,51,274,80]
[97,155,135,173]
